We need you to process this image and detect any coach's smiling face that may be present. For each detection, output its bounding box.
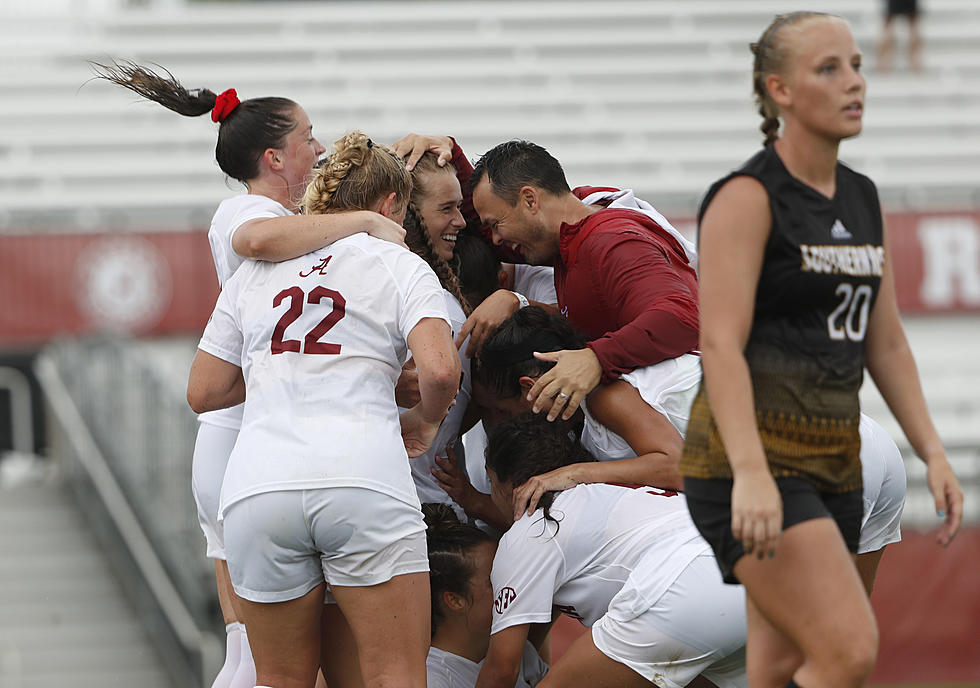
[473,177,557,266]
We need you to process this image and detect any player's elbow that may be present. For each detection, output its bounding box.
[186,383,211,415]
[477,662,520,688]
[233,232,270,260]
[427,357,461,400]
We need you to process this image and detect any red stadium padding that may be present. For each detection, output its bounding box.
[1,209,980,345]
[0,232,217,344]
[868,528,980,685]
[549,528,980,685]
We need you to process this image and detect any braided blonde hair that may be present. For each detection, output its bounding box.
[404,154,473,316]
[302,131,410,215]
[751,12,832,147]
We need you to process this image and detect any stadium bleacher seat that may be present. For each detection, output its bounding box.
[1,0,979,229]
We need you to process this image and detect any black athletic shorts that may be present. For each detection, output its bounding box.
[683,476,863,585]
[887,0,919,17]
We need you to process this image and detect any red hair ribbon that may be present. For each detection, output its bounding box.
[211,88,240,123]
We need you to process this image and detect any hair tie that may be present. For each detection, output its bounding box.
[366,138,374,149]
[211,88,240,123]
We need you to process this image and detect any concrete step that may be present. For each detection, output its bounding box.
[0,476,173,688]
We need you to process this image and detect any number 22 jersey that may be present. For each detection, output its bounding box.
[681,146,884,492]
[198,233,450,518]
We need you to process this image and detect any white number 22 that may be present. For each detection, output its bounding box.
[827,282,872,342]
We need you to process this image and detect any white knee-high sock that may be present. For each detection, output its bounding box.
[228,626,256,688]
[211,622,243,688]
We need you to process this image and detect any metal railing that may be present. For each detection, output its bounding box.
[34,337,220,688]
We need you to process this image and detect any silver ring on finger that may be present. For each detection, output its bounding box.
[556,392,570,400]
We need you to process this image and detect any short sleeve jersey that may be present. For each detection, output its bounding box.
[513,265,557,305]
[200,194,293,430]
[425,643,548,688]
[410,290,472,509]
[208,194,292,287]
[581,353,702,462]
[490,484,710,633]
[198,233,451,516]
[681,147,884,492]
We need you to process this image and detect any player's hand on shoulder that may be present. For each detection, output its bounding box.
[512,466,582,521]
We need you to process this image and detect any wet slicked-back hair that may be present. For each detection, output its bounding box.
[486,413,595,531]
[470,140,571,205]
[473,306,587,401]
[422,503,496,636]
[91,60,299,183]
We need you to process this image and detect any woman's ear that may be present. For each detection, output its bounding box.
[766,72,791,109]
[263,148,285,171]
[443,590,468,614]
[517,376,537,394]
[377,191,398,219]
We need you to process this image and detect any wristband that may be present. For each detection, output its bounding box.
[511,291,529,309]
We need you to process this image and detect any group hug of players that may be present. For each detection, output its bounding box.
[96,9,963,688]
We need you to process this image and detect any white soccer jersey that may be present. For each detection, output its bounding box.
[201,194,293,431]
[411,290,472,511]
[198,233,451,517]
[209,194,292,287]
[426,642,548,688]
[580,353,702,461]
[858,414,907,554]
[491,483,710,634]
[513,265,557,305]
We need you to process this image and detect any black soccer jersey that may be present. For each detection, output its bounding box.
[681,147,884,492]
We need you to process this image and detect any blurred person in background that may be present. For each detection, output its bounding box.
[876,0,923,72]
[680,12,962,688]
[93,61,406,688]
[186,131,460,688]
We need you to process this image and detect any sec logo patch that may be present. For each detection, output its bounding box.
[494,586,517,613]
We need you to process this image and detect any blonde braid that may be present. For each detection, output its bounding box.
[302,131,409,215]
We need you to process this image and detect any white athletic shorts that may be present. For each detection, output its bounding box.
[191,422,239,560]
[223,487,429,604]
[592,553,748,688]
[858,426,907,555]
